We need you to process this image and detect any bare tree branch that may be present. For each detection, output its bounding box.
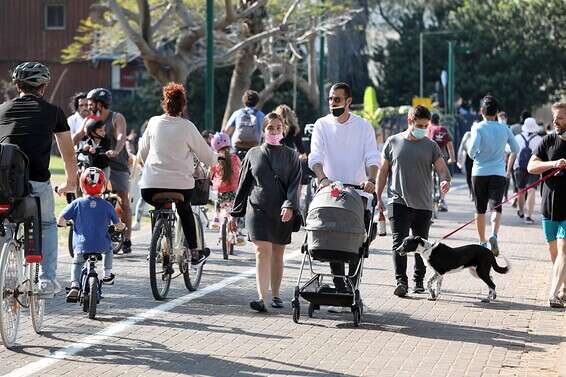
[376,0,402,35]
[283,0,302,25]
[137,0,151,45]
[151,3,174,34]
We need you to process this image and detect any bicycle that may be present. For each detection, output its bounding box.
[65,225,120,319]
[148,192,208,300]
[0,199,44,348]
[217,200,237,260]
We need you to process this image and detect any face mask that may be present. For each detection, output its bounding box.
[498,118,507,125]
[265,133,284,145]
[331,106,346,117]
[411,127,427,140]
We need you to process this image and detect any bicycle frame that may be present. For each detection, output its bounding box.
[79,255,102,304]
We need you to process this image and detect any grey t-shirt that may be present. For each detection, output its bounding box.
[383,132,442,211]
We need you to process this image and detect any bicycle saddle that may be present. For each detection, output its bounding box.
[152,192,185,203]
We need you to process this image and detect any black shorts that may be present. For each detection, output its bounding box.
[472,175,507,214]
[514,169,539,189]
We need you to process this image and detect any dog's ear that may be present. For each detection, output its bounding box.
[414,236,423,244]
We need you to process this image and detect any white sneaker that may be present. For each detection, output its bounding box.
[131,221,141,231]
[38,279,62,298]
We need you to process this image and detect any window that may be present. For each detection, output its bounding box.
[45,3,65,30]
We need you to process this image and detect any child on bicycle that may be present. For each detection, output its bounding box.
[209,132,244,244]
[58,167,125,301]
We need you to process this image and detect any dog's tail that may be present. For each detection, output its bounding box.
[491,254,510,274]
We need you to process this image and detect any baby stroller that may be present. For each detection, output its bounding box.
[292,183,377,326]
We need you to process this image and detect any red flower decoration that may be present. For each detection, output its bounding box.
[330,186,341,198]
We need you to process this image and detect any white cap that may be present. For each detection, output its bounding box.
[522,117,539,134]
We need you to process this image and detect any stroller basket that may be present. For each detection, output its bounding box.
[299,276,355,307]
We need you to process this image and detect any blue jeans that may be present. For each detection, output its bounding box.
[30,181,58,282]
[71,250,112,285]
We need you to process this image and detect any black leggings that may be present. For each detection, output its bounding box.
[141,188,197,249]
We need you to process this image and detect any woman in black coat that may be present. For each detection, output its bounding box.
[229,112,301,312]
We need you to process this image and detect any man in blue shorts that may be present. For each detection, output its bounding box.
[528,102,566,308]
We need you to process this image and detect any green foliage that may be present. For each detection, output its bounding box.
[370,0,566,119]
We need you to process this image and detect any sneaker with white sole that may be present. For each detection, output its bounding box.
[131,222,141,231]
[524,217,534,225]
[38,279,62,298]
[549,296,565,308]
[488,235,499,257]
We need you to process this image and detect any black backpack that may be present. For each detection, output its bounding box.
[0,143,31,212]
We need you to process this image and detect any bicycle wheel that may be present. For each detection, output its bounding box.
[149,218,172,300]
[67,223,74,258]
[28,263,44,333]
[183,212,204,291]
[88,277,98,319]
[0,241,23,348]
[221,218,230,260]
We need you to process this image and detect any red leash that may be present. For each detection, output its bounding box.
[441,168,563,240]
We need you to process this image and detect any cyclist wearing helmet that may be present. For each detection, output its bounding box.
[58,167,125,301]
[74,87,133,254]
[0,61,78,297]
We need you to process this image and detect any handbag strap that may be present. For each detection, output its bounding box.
[260,145,287,196]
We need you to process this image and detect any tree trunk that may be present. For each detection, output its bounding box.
[221,47,257,128]
[325,0,369,103]
[221,0,266,127]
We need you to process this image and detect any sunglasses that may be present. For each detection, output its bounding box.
[327,96,345,103]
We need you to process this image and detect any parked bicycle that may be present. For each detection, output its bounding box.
[0,198,44,348]
[148,192,208,300]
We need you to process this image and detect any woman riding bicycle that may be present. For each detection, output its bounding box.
[137,82,217,264]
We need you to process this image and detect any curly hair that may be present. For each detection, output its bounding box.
[274,104,299,136]
[161,82,186,116]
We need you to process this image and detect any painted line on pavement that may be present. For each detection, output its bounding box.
[3,250,300,377]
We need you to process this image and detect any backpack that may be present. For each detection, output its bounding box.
[0,143,30,215]
[234,108,258,149]
[518,134,536,170]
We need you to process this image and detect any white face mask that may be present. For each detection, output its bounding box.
[498,118,507,125]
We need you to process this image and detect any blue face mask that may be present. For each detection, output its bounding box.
[411,127,427,139]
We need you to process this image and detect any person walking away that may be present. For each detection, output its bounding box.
[377,105,451,297]
[527,102,566,308]
[308,82,380,312]
[209,132,244,244]
[507,117,543,224]
[457,127,475,200]
[137,82,217,265]
[59,168,125,301]
[223,90,265,160]
[0,62,77,297]
[426,112,455,211]
[229,112,301,312]
[468,95,520,255]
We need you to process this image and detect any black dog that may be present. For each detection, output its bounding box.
[397,235,510,303]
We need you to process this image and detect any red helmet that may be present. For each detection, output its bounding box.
[80,167,106,196]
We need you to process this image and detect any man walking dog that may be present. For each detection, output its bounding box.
[377,105,451,297]
[528,102,566,308]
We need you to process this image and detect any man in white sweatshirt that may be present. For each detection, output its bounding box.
[308,82,380,312]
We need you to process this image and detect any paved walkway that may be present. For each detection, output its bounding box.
[0,178,565,377]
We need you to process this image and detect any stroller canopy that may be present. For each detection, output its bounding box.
[305,185,366,254]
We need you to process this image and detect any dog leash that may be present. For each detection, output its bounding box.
[441,167,563,240]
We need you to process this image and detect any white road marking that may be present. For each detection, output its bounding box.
[3,251,300,377]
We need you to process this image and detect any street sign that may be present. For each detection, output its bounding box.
[441,70,448,87]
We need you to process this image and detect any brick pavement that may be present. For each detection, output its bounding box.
[0,178,565,377]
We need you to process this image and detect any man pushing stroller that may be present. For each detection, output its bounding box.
[308,82,380,312]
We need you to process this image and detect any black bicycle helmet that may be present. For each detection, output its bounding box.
[87,88,112,106]
[85,116,105,136]
[11,62,51,87]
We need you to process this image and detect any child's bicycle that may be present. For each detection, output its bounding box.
[218,200,238,260]
[65,225,122,319]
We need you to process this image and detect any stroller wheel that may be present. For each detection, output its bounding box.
[308,303,316,318]
[352,305,361,327]
[292,305,300,323]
